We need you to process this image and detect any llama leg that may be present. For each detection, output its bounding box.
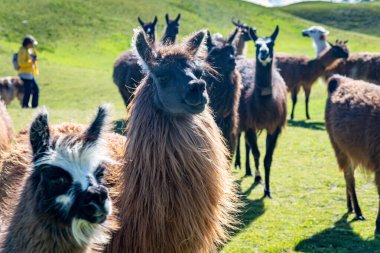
[375,171,380,233]
[263,128,281,198]
[246,129,261,182]
[303,86,311,120]
[245,142,252,176]
[235,132,241,169]
[290,88,298,120]
[344,165,365,220]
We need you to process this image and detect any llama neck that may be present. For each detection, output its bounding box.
[313,39,330,58]
[110,79,237,253]
[309,48,339,76]
[161,29,176,45]
[235,33,246,56]
[1,181,95,253]
[255,60,273,92]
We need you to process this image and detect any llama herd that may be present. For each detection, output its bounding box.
[1,12,380,252]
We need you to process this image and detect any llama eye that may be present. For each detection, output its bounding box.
[95,166,106,182]
[51,177,70,186]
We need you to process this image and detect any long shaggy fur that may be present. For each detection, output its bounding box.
[0,76,23,106]
[0,101,13,161]
[0,123,125,253]
[106,76,239,253]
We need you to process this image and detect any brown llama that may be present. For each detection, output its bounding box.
[0,76,23,105]
[302,27,380,85]
[106,28,239,253]
[232,19,255,56]
[0,106,124,253]
[235,26,287,198]
[113,14,182,107]
[276,40,349,120]
[326,74,380,234]
[0,101,13,161]
[205,29,241,158]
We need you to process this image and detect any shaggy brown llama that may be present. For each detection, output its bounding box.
[0,106,124,253]
[235,26,287,198]
[0,101,13,161]
[0,76,23,106]
[326,74,380,234]
[232,19,255,56]
[276,40,349,120]
[105,28,238,253]
[205,29,241,158]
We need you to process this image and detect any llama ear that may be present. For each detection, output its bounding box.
[206,30,214,52]
[153,16,158,26]
[185,29,207,57]
[271,25,279,41]
[165,14,170,24]
[133,28,155,67]
[30,108,50,159]
[344,40,348,44]
[328,41,334,47]
[83,105,110,145]
[138,17,144,27]
[227,28,239,44]
[175,13,181,22]
[249,27,258,41]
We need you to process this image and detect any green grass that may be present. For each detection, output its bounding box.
[1,0,380,252]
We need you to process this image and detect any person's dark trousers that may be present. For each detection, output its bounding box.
[21,78,39,108]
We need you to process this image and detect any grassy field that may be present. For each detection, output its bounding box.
[1,0,380,252]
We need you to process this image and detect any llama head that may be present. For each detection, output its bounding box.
[250,25,279,66]
[134,28,210,115]
[302,26,329,41]
[28,106,112,238]
[138,16,158,42]
[206,29,238,73]
[328,40,349,59]
[232,19,254,42]
[164,13,181,38]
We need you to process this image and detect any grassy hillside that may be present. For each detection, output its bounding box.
[281,1,380,37]
[1,0,380,252]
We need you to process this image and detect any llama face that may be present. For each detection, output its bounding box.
[29,106,112,226]
[165,13,181,37]
[134,29,209,115]
[250,26,279,66]
[207,44,236,72]
[302,26,329,41]
[138,16,157,42]
[330,41,349,59]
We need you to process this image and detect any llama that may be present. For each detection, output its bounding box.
[0,106,122,253]
[161,13,181,45]
[276,40,349,120]
[303,26,380,85]
[325,74,380,233]
[0,76,23,105]
[205,29,241,158]
[302,26,330,57]
[0,101,13,160]
[236,26,287,198]
[113,15,183,107]
[112,16,158,106]
[232,19,255,56]
[106,28,238,253]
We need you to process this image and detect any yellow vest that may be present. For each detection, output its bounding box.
[18,47,39,76]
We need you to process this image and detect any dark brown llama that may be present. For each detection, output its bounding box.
[236,26,287,198]
[0,106,121,253]
[205,29,241,158]
[276,40,349,120]
[106,29,238,253]
[161,13,181,45]
[326,75,380,234]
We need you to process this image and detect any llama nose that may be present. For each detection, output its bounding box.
[189,79,206,94]
[85,185,108,206]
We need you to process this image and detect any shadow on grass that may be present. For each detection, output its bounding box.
[232,178,265,236]
[113,119,128,135]
[288,120,325,131]
[295,213,380,253]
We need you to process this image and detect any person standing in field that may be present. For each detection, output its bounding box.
[18,35,39,108]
